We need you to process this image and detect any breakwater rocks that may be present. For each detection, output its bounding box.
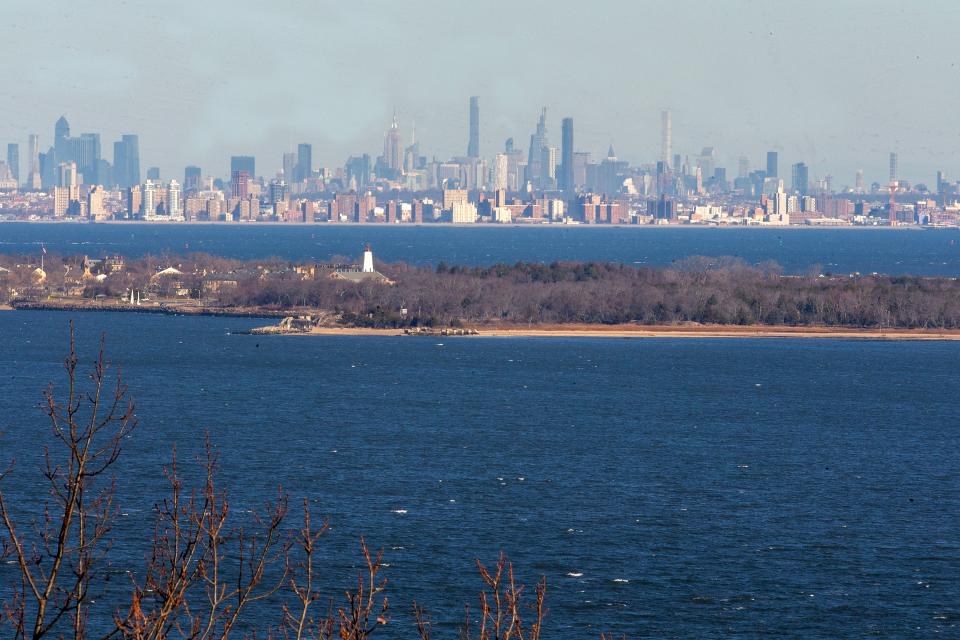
[11,299,284,318]
[403,327,479,336]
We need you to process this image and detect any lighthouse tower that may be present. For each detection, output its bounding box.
[362,244,374,273]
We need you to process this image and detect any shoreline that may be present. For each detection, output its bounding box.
[0,219,943,230]
[299,323,960,341]
[8,303,960,340]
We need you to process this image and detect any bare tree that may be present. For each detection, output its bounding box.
[114,438,290,640]
[0,321,137,639]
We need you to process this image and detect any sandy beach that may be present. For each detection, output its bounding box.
[299,323,960,340]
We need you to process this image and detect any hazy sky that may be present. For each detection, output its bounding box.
[2,0,958,185]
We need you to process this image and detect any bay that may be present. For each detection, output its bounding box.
[0,311,957,638]
[2,223,960,275]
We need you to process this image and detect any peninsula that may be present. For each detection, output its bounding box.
[4,246,960,339]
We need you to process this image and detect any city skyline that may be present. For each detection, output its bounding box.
[1,0,958,182]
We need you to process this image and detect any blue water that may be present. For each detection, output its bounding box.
[2,222,960,275]
[0,311,957,637]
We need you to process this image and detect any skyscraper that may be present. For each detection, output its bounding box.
[283,153,297,184]
[766,151,778,178]
[560,117,574,192]
[296,143,312,182]
[384,113,402,176]
[855,169,864,193]
[467,96,480,159]
[184,166,201,193]
[889,152,898,183]
[791,162,809,195]
[26,135,41,190]
[7,143,19,184]
[526,108,549,187]
[661,109,672,166]
[168,180,183,219]
[54,116,71,163]
[78,133,100,185]
[142,179,156,217]
[231,156,255,180]
[231,170,250,199]
[113,135,140,189]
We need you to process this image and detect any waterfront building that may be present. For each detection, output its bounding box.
[87,185,106,219]
[443,188,468,210]
[451,201,477,223]
[168,180,183,220]
[142,180,156,217]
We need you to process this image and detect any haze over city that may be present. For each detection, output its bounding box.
[2,0,959,182]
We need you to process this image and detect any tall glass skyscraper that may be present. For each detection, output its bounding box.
[467,96,480,159]
[6,143,19,183]
[560,117,574,192]
[113,135,141,189]
[296,143,312,182]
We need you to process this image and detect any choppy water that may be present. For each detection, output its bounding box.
[0,311,957,638]
[2,222,960,275]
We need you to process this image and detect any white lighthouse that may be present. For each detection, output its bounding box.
[361,244,374,273]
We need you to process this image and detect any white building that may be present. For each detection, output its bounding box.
[168,180,183,220]
[451,202,477,224]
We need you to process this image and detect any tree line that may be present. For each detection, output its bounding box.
[4,252,960,329]
[226,258,960,329]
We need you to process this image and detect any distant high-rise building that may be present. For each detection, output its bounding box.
[283,153,297,184]
[57,161,78,188]
[6,143,19,184]
[54,116,71,163]
[526,108,549,186]
[231,156,255,180]
[889,152,898,183]
[766,151,778,178]
[184,166,201,193]
[791,162,809,195]
[493,153,509,192]
[855,169,864,193]
[142,180,156,217]
[231,170,250,199]
[168,180,183,219]
[346,155,371,191]
[467,96,480,159]
[560,117,574,192]
[113,135,140,189]
[737,155,749,179]
[936,170,947,194]
[146,166,160,181]
[661,110,672,166]
[26,135,41,190]
[296,143,312,182]
[269,179,287,205]
[384,113,403,176]
[77,133,101,185]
